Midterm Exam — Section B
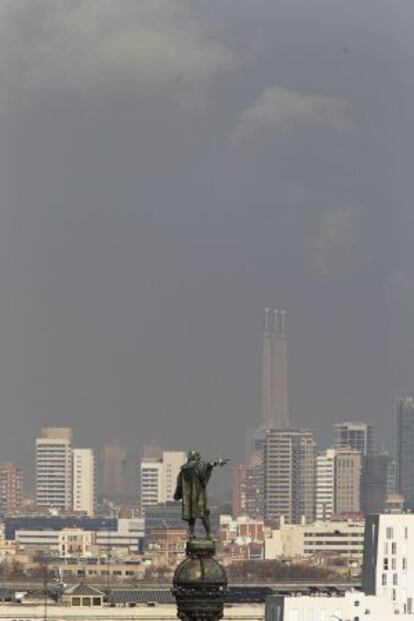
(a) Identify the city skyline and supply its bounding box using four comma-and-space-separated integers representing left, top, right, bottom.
3, 308, 405, 490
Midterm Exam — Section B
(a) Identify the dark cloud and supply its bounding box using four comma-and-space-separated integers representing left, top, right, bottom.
1, 0, 413, 486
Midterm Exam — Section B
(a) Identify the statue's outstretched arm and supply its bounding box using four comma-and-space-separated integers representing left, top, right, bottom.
210, 458, 230, 468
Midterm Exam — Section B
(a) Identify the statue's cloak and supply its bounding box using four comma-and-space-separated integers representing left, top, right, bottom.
174, 460, 212, 521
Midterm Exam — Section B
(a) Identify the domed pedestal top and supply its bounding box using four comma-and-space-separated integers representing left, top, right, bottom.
173, 538, 227, 621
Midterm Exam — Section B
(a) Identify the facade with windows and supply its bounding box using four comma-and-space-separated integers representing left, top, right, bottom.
72, 448, 95, 516
362, 513, 414, 615
139, 450, 186, 514
36, 428, 73, 510
316, 449, 336, 520
396, 398, 414, 509
265, 591, 413, 621
334, 421, 376, 455
264, 519, 364, 560
263, 428, 316, 524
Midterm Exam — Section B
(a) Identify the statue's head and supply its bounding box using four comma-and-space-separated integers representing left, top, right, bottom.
187, 448, 201, 462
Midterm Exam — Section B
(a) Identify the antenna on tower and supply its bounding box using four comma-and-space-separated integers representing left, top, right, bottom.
280, 310, 286, 335
273, 309, 279, 334
264, 308, 270, 332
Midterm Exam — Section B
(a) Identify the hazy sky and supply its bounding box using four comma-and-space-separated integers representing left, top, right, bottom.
1, 0, 414, 481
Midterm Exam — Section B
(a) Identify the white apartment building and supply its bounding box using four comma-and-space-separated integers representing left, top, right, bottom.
265, 519, 365, 560
36, 428, 73, 510
265, 591, 413, 621
362, 513, 414, 614
15, 528, 95, 556
15, 519, 145, 555
95, 518, 144, 553
72, 448, 95, 517
316, 449, 336, 520
139, 451, 186, 514
162, 451, 186, 502
140, 461, 162, 512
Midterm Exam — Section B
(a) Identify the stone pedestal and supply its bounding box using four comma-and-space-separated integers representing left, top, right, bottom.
173, 538, 227, 621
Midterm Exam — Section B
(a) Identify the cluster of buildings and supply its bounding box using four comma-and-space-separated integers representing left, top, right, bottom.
267, 513, 414, 620
0, 512, 410, 620
220, 514, 365, 573
36, 427, 95, 516
232, 310, 414, 527
0, 310, 412, 595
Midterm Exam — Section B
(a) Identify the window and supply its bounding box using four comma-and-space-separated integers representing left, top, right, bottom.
382, 573, 387, 586
92, 597, 101, 606
393, 573, 398, 585
391, 542, 397, 555
402, 557, 407, 570
386, 527, 394, 540
383, 558, 389, 570
391, 558, 396, 570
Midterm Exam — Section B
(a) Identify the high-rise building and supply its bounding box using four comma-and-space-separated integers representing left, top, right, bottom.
232, 452, 264, 519
0, 464, 23, 515
362, 513, 414, 614
72, 449, 95, 516
103, 441, 127, 502
334, 421, 376, 455
261, 308, 289, 430
386, 458, 397, 494
139, 460, 162, 513
334, 448, 362, 516
162, 451, 187, 503
263, 428, 316, 524
360, 453, 389, 515
139, 450, 186, 514
316, 449, 336, 520
232, 465, 244, 517
396, 397, 414, 509
36, 427, 73, 510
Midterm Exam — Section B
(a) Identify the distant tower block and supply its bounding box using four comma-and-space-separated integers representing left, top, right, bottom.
260, 308, 289, 429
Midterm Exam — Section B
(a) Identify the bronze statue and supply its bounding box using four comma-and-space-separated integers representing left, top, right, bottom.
174, 449, 229, 539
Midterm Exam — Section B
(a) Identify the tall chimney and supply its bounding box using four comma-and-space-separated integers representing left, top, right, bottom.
264, 307, 271, 332
280, 310, 286, 335
273, 309, 279, 334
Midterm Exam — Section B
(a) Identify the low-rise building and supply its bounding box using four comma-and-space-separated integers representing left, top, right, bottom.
10, 517, 144, 555
0, 604, 263, 620
62, 584, 104, 607
15, 528, 96, 556
264, 519, 365, 563
265, 591, 412, 621
220, 515, 265, 545
220, 542, 264, 564
146, 527, 187, 567
95, 518, 144, 553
